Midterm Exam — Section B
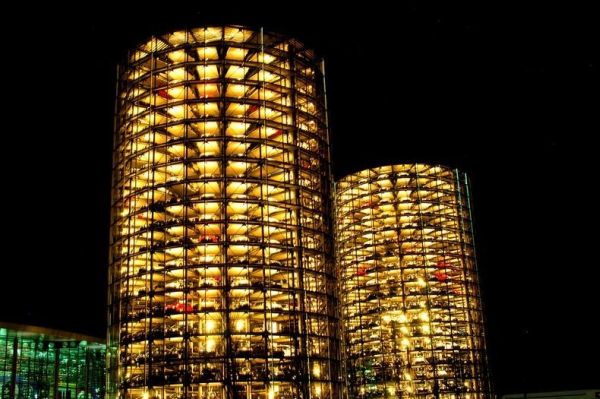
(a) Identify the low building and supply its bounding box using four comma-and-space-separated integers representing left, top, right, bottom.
0, 322, 105, 399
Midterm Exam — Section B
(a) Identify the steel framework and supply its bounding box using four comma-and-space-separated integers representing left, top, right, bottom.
0, 323, 105, 399
336, 164, 490, 399
108, 26, 341, 399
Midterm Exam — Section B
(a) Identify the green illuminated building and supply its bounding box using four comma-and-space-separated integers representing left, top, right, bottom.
0, 323, 106, 399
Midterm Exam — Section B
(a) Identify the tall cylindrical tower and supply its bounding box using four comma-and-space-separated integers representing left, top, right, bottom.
108, 26, 340, 399
336, 164, 490, 399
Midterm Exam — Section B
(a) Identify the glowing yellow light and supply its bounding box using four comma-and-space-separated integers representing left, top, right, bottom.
227, 84, 246, 98
168, 67, 187, 81
206, 338, 215, 352
313, 363, 321, 378
257, 53, 275, 64
337, 164, 490, 399
114, 25, 343, 399
235, 319, 245, 332
197, 47, 218, 60
205, 320, 215, 333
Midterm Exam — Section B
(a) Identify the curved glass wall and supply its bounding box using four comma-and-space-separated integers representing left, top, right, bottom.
108, 26, 340, 399
0, 323, 105, 399
336, 164, 490, 399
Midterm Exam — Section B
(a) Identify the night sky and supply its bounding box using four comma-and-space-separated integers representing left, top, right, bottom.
3, 1, 597, 394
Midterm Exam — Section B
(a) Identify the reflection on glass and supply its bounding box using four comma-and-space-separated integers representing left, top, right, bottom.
0, 324, 105, 399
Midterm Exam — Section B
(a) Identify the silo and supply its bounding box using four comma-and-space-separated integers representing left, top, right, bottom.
108, 26, 340, 399
336, 164, 490, 399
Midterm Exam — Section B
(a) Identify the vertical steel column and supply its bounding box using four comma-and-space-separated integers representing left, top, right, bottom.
9, 336, 18, 399
53, 343, 61, 399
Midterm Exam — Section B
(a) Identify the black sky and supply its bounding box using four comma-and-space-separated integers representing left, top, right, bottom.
2, 1, 597, 395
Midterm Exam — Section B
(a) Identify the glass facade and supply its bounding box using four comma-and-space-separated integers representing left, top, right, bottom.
336, 164, 490, 399
0, 323, 105, 399
108, 26, 340, 399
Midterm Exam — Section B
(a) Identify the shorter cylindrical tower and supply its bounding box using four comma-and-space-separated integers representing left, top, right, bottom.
336, 164, 490, 398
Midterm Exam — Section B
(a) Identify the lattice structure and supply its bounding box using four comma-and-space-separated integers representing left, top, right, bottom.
0, 323, 105, 399
336, 164, 490, 399
108, 26, 340, 399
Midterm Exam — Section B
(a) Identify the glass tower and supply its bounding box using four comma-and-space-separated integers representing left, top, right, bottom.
336, 164, 490, 399
108, 26, 340, 399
